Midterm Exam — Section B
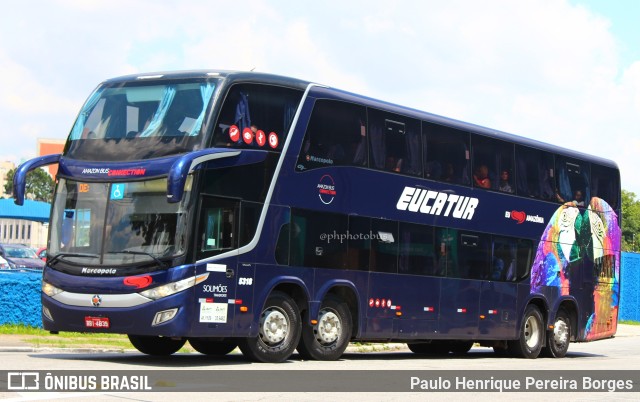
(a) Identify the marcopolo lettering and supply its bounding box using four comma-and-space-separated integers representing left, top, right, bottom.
396, 186, 479, 220
81, 267, 117, 275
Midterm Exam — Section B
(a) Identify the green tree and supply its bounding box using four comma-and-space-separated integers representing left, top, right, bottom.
3, 167, 55, 203
621, 189, 640, 252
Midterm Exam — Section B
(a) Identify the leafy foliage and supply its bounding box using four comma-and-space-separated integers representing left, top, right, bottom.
621, 189, 640, 252
3, 167, 54, 203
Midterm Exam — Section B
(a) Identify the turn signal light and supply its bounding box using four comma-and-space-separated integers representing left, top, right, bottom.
240, 306, 248, 312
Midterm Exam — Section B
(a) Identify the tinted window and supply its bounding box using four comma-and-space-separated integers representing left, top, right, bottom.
591, 164, 620, 210
458, 233, 490, 279
275, 222, 290, 265
399, 222, 437, 276
491, 237, 518, 281
472, 136, 514, 192
347, 216, 370, 270
368, 108, 421, 175
290, 209, 347, 269
436, 227, 458, 277
65, 79, 218, 161
296, 100, 367, 170
239, 201, 262, 246
515, 239, 533, 280
370, 218, 398, 273
515, 146, 555, 200
555, 156, 589, 206
212, 83, 303, 151
200, 154, 279, 202
424, 122, 470, 185
197, 196, 239, 259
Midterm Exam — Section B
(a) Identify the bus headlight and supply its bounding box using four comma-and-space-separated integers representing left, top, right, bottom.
42, 281, 64, 297
139, 273, 209, 300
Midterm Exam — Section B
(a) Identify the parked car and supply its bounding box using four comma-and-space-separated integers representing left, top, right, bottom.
0, 244, 45, 270
36, 247, 47, 262
0, 255, 10, 269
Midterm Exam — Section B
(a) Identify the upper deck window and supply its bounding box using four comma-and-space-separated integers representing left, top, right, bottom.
515, 146, 555, 201
368, 108, 421, 176
472, 136, 514, 193
65, 79, 218, 161
296, 99, 367, 171
591, 164, 620, 210
423, 122, 470, 185
212, 84, 304, 152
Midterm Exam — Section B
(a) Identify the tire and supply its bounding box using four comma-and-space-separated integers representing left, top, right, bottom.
543, 309, 571, 358
408, 341, 449, 355
238, 291, 302, 363
128, 335, 186, 356
449, 341, 473, 355
297, 296, 352, 361
508, 304, 544, 359
189, 338, 237, 356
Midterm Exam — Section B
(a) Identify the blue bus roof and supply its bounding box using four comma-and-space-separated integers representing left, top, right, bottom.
101, 70, 618, 170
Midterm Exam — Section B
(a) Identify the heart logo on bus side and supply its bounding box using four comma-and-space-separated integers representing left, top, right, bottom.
510, 210, 526, 224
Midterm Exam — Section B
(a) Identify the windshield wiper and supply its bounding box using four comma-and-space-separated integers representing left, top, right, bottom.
107, 250, 167, 269
48, 252, 99, 266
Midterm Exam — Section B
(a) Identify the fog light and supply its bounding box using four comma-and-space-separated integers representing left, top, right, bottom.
152, 308, 178, 326
42, 306, 54, 322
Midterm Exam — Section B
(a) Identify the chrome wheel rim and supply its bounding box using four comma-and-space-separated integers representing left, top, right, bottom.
260, 307, 289, 345
316, 309, 341, 344
553, 319, 569, 348
524, 315, 541, 349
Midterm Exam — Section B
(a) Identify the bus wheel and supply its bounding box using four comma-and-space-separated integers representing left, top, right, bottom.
449, 341, 474, 355
543, 309, 571, 358
239, 291, 301, 363
508, 304, 544, 359
297, 296, 352, 361
189, 339, 237, 356
408, 341, 449, 355
128, 335, 186, 356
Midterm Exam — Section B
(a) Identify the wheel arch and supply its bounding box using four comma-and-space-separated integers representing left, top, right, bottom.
315, 280, 361, 339
251, 276, 310, 337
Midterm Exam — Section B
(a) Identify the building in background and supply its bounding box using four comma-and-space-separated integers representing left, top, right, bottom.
0, 161, 16, 199
0, 198, 50, 248
37, 138, 65, 178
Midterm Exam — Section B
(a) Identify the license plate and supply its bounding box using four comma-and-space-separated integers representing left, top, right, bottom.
84, 316, 110, 328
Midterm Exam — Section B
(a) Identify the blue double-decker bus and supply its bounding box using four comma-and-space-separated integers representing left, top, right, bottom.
14, 71, 621, 362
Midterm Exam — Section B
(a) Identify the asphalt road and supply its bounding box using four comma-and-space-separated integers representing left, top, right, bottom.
1, 324, 639, 401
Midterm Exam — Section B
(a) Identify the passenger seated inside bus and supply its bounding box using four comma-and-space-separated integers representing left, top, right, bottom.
473, 164, 491, 188
556, 189, 585, 206
498, 170, 513, 193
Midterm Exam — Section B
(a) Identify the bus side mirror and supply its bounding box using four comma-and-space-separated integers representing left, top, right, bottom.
14, 154, 62, 206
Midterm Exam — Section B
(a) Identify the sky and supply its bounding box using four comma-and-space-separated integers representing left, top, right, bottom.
0, 0, 639, 194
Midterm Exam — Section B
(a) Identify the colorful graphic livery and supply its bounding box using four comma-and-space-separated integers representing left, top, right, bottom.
530, 197, 620, 341
14, 71, 620, 362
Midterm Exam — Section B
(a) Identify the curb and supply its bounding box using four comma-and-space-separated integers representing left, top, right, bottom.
0, 343, 410, 354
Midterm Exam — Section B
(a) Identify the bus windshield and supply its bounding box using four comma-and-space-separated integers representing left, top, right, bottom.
64, 79, 219, 161
49, 177, 193, 270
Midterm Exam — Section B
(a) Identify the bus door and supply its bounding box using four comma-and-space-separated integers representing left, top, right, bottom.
393, 222, 440, 338
479, 238, 532, 338
192, 195, 239, 336
437, 230, 482, 337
